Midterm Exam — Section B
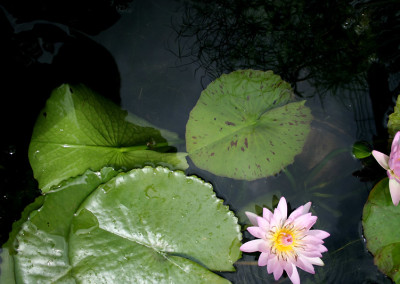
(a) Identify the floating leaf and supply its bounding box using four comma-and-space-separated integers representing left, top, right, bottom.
352, 141, 372, 159
28, 84, 188, 192
0, 248, 16, 284
362, 178, 400, 282
9, 168, 119, 283
6, 167, 241, 283
186, 70, 312, 180
388, 94, 400, 138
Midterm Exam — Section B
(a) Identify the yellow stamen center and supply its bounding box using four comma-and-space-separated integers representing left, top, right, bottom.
272, 228, 295, 253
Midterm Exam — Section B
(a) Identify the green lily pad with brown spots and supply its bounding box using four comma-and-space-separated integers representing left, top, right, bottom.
186, 70, 313, 180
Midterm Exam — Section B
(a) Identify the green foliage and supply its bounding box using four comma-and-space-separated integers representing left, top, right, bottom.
388, 94, 400, 138
363, 178, 400, 283
28, 84, 188, 192
4, 167, 240, 283
186, 70, 312, 180
352, 141, 372, 159
0, 248, 16, 284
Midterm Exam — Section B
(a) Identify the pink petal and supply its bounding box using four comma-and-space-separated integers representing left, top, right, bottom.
392, 131, 400, 151
305, 256, 324, 266
287, 264, 300, 284
296, 255, 315, 274
287, 206, 304, 222
247, 226, 265, 239
267, 256, 279, 274
293, 213, 317, 230
284, 261, 293, 276
307, 229, 330, 240
257, 216, 270, 231
273, 264, 284, 281
245, 211, 259, 226
276, 197, 288, 220
288, 202, 312, 222
303, 235, 325, 245
263, 207, 273, 222
372, 150, 390, 170
301, 249, 323, 258
302, 201, 312, 214
240, 239, 264, 252
389, 178, 400, 206
258, 252, 270, 266
317, 244, 328, 253
258, 240, 270, 253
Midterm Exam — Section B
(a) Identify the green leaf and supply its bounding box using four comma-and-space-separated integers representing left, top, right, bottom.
2, 195, 44, 253
186, 70, 312, 180
69, 167, 240, 282
28, 84, 188, 192
10, 168, 119, 283
362, 178, 400, 282
0, 248, 16, 284
9, 167, 241, 283
388, 94, 400, 138
352, 141, 371, 159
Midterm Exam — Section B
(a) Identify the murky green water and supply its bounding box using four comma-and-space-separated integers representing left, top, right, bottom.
1, 0, 399, 283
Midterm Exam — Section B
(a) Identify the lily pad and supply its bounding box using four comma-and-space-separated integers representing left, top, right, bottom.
9, 168, 119, 283
186, 70, 312, 180
352, 141, 372, 159
388, 94, 400, 138
6, 167, 241, 283
362, 178, 400, 282
0, 248, 16, 284
28, 84, 188, 192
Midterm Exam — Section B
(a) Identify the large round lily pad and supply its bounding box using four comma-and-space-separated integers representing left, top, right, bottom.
186, 70, 312, 180
363, 178, 400, 283
6, 167, 241, 283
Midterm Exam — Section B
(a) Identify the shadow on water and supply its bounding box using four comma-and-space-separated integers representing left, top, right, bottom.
0, 1, 128, 244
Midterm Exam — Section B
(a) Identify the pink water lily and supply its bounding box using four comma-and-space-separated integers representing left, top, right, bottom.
372, 131, 400, 206
240, 197, 329, 284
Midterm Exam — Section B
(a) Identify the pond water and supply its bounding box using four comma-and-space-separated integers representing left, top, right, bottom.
1, 0, 399, 283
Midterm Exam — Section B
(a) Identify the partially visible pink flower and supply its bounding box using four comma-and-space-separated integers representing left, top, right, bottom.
240, 197, 329, 284
372, 131, 400, 206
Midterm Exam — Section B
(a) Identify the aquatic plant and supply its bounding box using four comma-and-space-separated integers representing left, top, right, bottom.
1, 167, 241, 283
240, 197, 329, 284
372, 131, 400, 205
28, 84, 188, 192
186, 70, 312, 180
363, 178, 400, 282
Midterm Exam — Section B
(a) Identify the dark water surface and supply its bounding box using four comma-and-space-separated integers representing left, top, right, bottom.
1, 0, 400, 283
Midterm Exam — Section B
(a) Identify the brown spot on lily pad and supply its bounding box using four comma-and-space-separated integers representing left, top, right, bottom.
225, 121, 235, 126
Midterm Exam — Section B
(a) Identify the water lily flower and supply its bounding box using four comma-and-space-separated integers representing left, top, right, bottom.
240, 197, 329, 284
372, 131, 400, 206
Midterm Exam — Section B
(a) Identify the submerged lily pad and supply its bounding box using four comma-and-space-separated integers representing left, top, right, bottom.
29, 84, 188, 192
186, 70, 312, 180
362, 178, 400, 282
6, 167, 241, 283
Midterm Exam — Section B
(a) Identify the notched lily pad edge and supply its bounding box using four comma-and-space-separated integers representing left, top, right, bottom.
2, 167, 120, 253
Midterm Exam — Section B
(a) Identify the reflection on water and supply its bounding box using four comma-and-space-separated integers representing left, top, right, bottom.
1, 0, 400, 283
